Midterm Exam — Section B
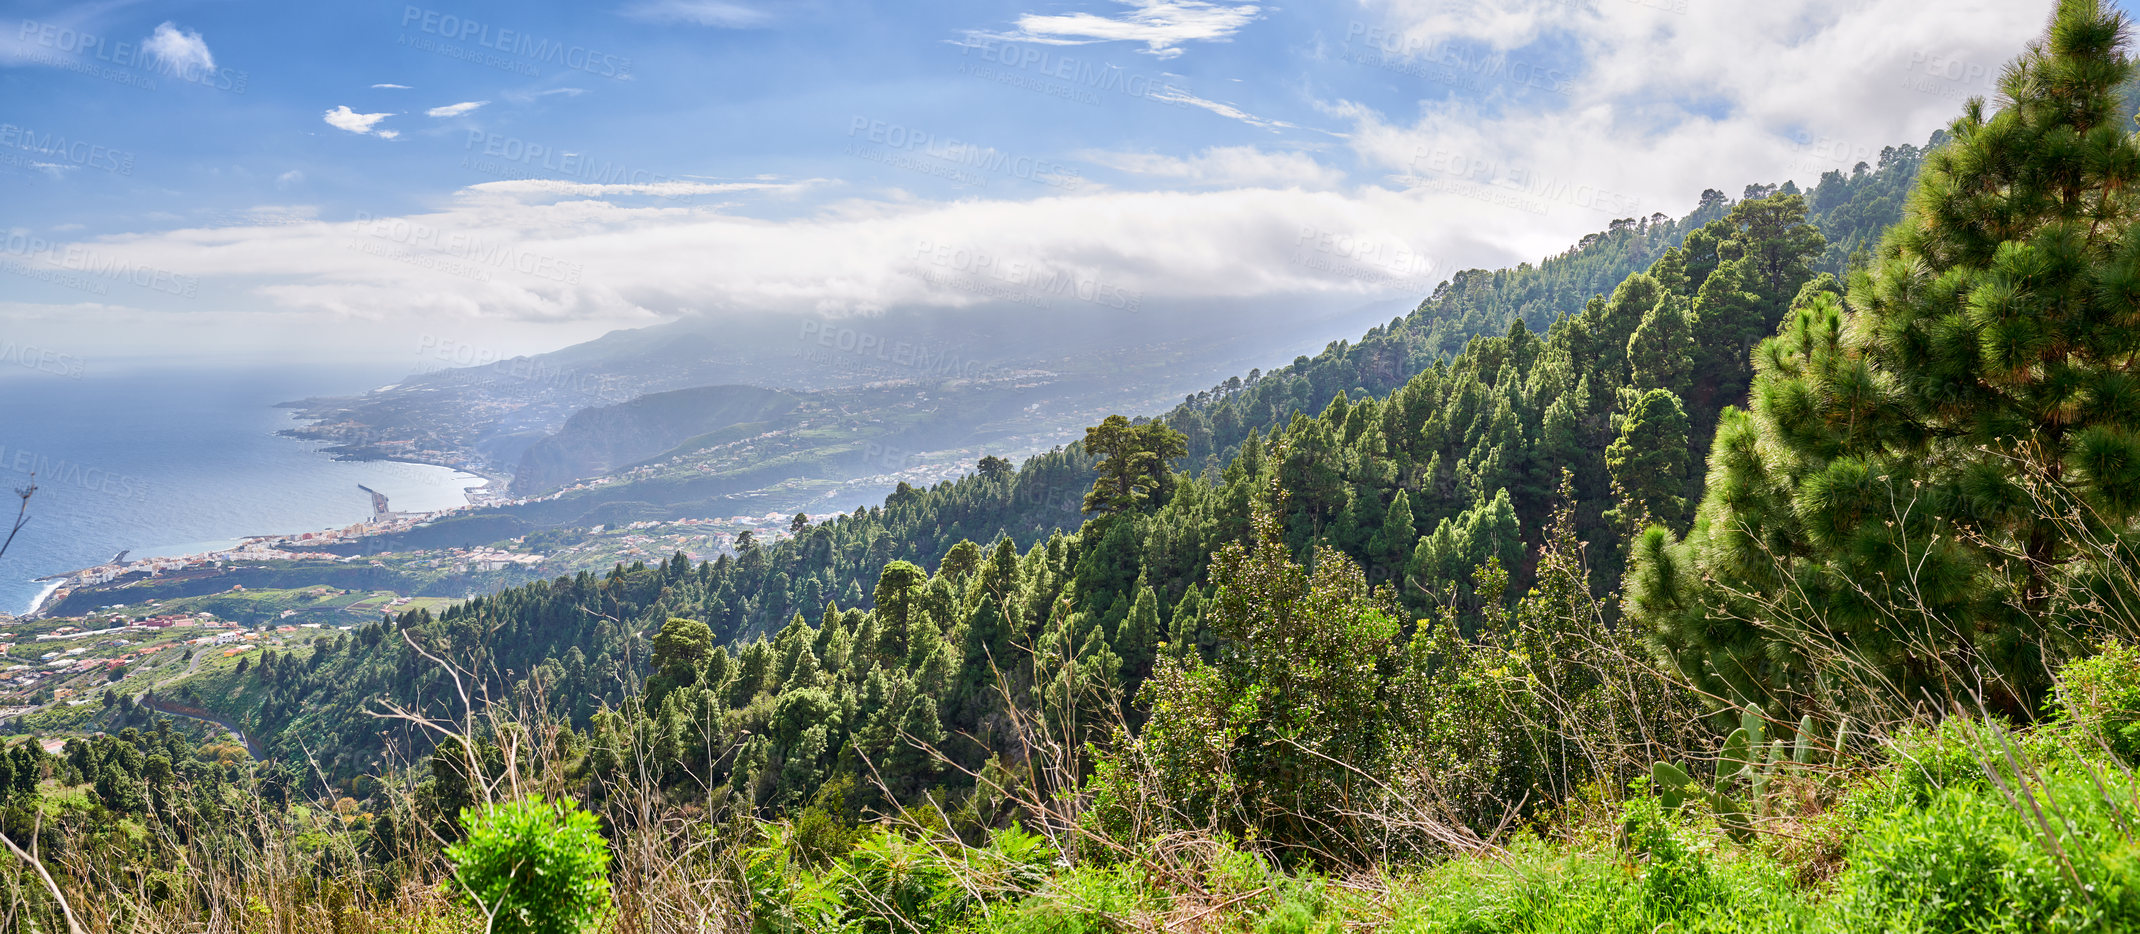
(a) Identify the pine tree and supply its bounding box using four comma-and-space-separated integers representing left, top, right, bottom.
870, 561, 928, 664
1648, 245, 1692, 294
1687, 195, 1827, 414
1604, 389, 1691, 539
1592, 273, 1666, 378
884, 695, 944, 799
1082, 415, 1189, 515
1121, 579, 1162, 684
1369, 491, 1417, 581
1628, 0, 2140, 714
1627, 294, 1695, 397
1727, 193, 1826, 308
1407, 489, 1521, 619
1168, 587, 1207, 661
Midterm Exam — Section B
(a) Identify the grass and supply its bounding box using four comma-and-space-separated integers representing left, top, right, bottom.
14, 643, 2140, 934
737, 704, 2140, 934
958, 755, 2140, 934
11, 710, 2139, 933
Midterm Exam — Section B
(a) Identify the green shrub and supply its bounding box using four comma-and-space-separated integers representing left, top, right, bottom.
989, 864, 1145, 934
1830, 767, 2140, 932
446, 795, 612, 934
1870, 717, 2051, 811
747, 821, 1058, 934
1373, 834, 1805, 934
840, 829, 957, 934
1255, 895, 1321, 934
1620, 794, 1721, 915
741, 824, 843, 934
1254, 875, 1331, 934
2053, 641, 2140, 766
790, 776, 861, 866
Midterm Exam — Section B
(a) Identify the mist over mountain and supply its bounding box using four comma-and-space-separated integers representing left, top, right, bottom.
284, 295, 1408, 478
511, 385, 802, 495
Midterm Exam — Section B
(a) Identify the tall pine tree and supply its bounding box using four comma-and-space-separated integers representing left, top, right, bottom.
1628, 0, 2140, 715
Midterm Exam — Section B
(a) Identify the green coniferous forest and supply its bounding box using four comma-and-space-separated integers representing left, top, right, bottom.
11, 4, 2140, 931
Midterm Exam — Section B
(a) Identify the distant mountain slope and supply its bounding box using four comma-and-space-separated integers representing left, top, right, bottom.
283, 299, 1397, 478
511, 385, 802, 495
1158, 134, 1935, 469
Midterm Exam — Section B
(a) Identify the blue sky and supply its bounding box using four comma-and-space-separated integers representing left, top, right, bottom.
0, 0, 2086, 364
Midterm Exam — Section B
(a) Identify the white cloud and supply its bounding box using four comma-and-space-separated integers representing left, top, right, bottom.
975, 0, 1262, 59
371, 83, 413, 89
620, 0, 771, 27
463, 178, 814, 200
426, 100, 490, 117
323, 106, 399, 137
1331, 0, 2049, 259
1082, 146, 1345, 188
276, 170, 305, 189
1357, 0, 1573, 53
13, 0, 2060, 363
503, 86, 591, 105
22, 177, 1462, 334
143, 22, 215, 73
1150, 87, 1298, 130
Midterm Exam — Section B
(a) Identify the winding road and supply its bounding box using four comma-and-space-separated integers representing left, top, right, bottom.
138, 695, 263, 760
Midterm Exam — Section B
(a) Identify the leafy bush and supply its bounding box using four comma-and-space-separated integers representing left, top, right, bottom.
1369, 834, 1804, 934
1867, 716, 2053, 812
2053, 641, 2140, 765
1619, 794, 1722, 915
1253, 874, 1332, 934
790, 776, 862, 866
446, 795, 613, 934
840, 830, 957, 934
1828, 767, 2140, 932
745, 822, 1058, 934
984, 863, 1153, 934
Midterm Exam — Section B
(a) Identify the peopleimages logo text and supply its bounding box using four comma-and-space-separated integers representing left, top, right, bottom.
400, 7, 631, 78
15, 19, 250, 92
1, 231, 199, 298
0, 124, 134, 175
0, 446, 148, 500
0, 340, 86, 378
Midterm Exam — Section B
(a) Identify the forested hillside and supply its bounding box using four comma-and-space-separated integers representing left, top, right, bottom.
13, 6, 2140, 932
202, 151, 1927, 790
196, 155, 1877, 823
1161, 140, 1931, 471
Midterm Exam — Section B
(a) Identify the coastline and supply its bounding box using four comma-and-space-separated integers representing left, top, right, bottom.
21, 579, 62, 617
0, 369, 503, 618
285, 432, 509, 506
19, 465, 494, 620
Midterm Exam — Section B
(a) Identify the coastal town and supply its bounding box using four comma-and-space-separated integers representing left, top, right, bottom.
22, 499, 905, 623
24, 501, 453, 617
0, 604, 337, 712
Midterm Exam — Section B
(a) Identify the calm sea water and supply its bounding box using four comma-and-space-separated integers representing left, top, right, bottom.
0, 364, 480, 615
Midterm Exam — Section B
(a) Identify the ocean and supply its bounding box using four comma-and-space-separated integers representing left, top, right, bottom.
0, 364, 480, 615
